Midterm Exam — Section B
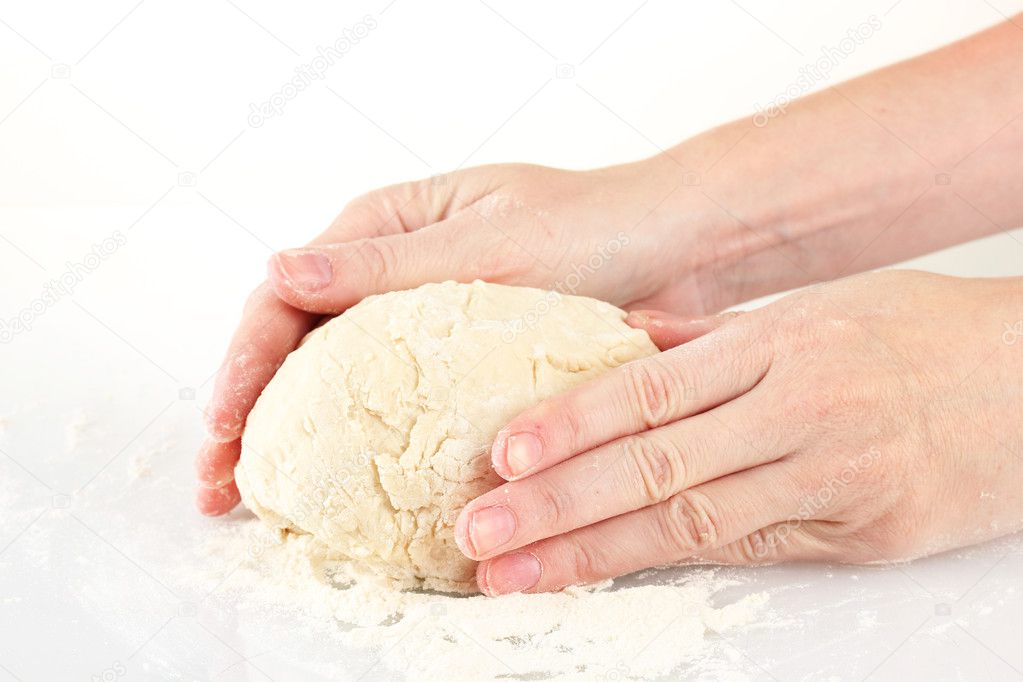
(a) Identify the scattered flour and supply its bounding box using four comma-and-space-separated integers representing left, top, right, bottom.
128, 452, 153, 479
127, 439, 171, 479
185, 518, 771, 681
64, 408, 93, 453
857, 609, 877, 629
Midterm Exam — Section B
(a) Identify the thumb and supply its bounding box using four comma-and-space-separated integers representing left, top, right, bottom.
267, 168, 503, 312
266, 213, 512, 314
625, 309, 743, 350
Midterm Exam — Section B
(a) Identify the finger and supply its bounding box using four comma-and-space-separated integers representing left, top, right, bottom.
327, 173, 484, 238
695, 521, 831, 564
456, 395, 783, 560
203, 182, 441, 443
198, 179, 468, 515
475, 463, 801, 595
266, 228, 443, 313
196, 480, 241, 516
203, 283, 318, 442
626, 309, 743, 351
266, 171, 502, 313
491, 319, 772, 480
195, 438, 240, 489
198, 181, 457, 515
328, 179, 442, 236
267, 211, 522, 314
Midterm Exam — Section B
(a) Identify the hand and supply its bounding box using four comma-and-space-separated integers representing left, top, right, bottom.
455, 270, 1023, 595
195, 159, 729, 514
197, 13, 1023, 517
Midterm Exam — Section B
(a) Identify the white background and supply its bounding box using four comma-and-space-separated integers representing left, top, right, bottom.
3, 1, 1023, 680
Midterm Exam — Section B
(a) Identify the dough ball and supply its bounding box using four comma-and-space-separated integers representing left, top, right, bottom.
235, 280, 657, 592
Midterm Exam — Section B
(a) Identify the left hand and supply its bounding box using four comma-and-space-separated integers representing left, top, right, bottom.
454, 270, 1023, 596
195, 160, 732, 515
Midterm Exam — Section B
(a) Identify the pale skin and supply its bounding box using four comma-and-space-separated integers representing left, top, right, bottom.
197, 16, 1023, 596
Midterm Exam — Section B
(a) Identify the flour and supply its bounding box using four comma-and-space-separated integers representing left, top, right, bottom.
128, 452, 153, 479
128, 438, 171, 479
65, 408, 92, 453
187, 518, 770, 681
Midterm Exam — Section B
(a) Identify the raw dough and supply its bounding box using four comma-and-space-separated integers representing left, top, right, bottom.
235, 280, 657, 592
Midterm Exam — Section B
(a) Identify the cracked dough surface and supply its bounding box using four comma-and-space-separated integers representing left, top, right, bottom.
235, 280, 657, 593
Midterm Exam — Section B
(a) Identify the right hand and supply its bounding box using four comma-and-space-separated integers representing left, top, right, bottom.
195, 159, 728, 515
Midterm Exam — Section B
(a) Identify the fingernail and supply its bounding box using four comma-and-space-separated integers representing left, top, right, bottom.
196, 482, 241, 516
504, 432, 542, 478
195, 439, 234, 489
482, 553, 542, 596
469, 506, 516, 555
625, 311, 650, 325
272, 250, 332, 292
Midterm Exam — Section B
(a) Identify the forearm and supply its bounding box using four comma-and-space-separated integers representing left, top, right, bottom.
662, 15, 1023, 310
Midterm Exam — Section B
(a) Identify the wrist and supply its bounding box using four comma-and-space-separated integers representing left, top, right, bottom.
593, 145, 763, 314
617, 130, 800, 312
648, 112, 932, 310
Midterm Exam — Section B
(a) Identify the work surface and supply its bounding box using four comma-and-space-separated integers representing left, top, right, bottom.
2, 206, 1022, 681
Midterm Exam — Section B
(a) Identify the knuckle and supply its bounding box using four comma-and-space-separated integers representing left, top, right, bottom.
455, 213, 531, 282
625, 358, 683, 428
342, 191, 377, 217
564, 540, 608, 585
242, 282, 274, 314
623, 435, 686, 504
734, 527, 779, 563
558, 404, 587, 451
658, 490, 722, 556
355, 239, 397, 285
771, 295, 828, 353
533, 398, 585, 455
331, 193, 383, 234
530, 477, 573, 530
384, 182, 424, 231
783, 289, 827, 321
